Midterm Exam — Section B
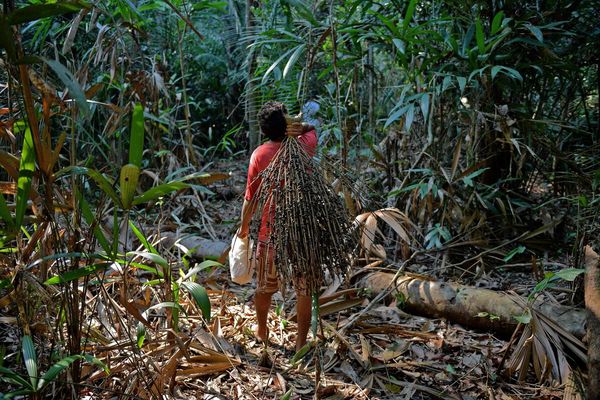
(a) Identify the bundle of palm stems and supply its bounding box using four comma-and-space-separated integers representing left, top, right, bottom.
249, 135, 358, 294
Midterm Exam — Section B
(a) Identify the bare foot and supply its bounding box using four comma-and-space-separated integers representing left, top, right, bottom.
254, 325, 268, 343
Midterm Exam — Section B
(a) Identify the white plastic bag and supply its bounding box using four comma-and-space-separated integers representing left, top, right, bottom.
229, 234, 254, 284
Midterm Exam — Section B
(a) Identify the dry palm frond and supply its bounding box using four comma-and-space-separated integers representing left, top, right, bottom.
249, 136, 358, 294
503, 297, 587, 385
354, 208, 416, 260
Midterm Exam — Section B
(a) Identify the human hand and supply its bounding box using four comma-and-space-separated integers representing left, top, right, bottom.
286, 121, 303, 137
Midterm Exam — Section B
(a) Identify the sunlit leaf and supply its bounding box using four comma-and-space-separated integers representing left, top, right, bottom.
15, 126, 35, 229
132, 181, 190, 205
21, 336, 38, 390
129, 103, 144, 168
181, 281, 211, 321
44, 263, 111, 285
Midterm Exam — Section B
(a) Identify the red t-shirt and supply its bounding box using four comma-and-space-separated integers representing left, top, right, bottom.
245, 130, 317, 240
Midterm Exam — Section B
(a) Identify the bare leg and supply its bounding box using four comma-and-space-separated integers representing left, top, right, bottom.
254, 291, 273, 342
295, 292, 312, 351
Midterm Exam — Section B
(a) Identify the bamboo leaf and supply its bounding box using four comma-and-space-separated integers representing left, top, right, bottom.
129, 103, 144, 167
127, 251, 168, 268
41, 57, 91, 118
8, 1, 89, 25
419, 93, 430, 122
283, 44, 305, 79
15, 126, 35, 229
491, 11, 504, 35
132, 181, 190, 205
22, 336, 38, 390
181, 281, 211, 321
129, 221, 158, 254
37, 355, 84, 390
78, 193, 111, 255
183, 260, 222, 280
475, 18, 485, 54
56, 166, 120, 206
525, 23, 543, 42
402, 0, 418, 30
44, 263, 111, 285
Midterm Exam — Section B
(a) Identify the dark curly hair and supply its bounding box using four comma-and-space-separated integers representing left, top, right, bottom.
258, 101, 288, 141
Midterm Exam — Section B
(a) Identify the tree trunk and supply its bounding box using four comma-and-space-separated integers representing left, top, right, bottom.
359, 271, 587, 338
584, 245, 600, 399
245, 0, 259, 153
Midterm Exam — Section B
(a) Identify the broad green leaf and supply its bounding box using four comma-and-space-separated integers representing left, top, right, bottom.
402, 0, 417, 30
8, 1, 89, 25
491, 11, 504, 35
475, 19, 485, 54
37, 355, 84, 390
280, 389, 293, 400
553, 268, 584, 282
283, 44, 305, 79
21, 336, 38, 390
392, 38, 406, 54
132, 181, 190, 205
44, 263, 111, 285
456, 76, 466, 92
15, 126, 35, 229
384, 104, 409, 129
181, 281, 211, 321
129, 103, 144, 168
127, 251, 168, 268
41, 57, 90, 118
291, 342, 312, 364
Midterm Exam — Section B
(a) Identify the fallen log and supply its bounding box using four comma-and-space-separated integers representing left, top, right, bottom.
359, 271, 587, 338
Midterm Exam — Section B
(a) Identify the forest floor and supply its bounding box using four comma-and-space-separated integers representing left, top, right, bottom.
169, 156, 577, 400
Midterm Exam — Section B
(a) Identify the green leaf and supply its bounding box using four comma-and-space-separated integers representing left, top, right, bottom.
44, 263, 111, 285
41, 57, 90, 118
261, 48, 295, 84
181, 281, 211, 321
491, 11, 504, 35
78, 194, 111, 255
456, 76, 466, 92
525, 23, 543, 42
183, 260, 222, 280
56, 166, 120, 206
553, 268, 584, 282
129, 103, 144, 168
8, 1, 89, 25
514, 310, 531, 324
132, 181, 190, 205
402, 0, 417, 30
129, 221, 158, 254
0, 193, 14, 229
136, 323, 146, 349
37, 355, 84, 390
392, 38, 406, 54
280, 389, 293, 400
419, 93, 430, 122
0, 366, 33, 389
15, 126, 35, 229
503, 245, 526, 262
21, 336, 38, 390
475, 18, 485, 54
127, 251, 168, 268
404, 104, 415, 132
283, 44, 305, 79
291, 342, 312, 364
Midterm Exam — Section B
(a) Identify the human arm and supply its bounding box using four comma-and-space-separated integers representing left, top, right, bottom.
238, 198, 256, 239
